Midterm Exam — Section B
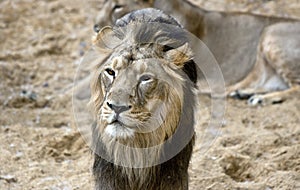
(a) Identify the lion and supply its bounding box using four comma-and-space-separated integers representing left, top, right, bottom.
89, 8, 197, 190
93, 0, 300, 106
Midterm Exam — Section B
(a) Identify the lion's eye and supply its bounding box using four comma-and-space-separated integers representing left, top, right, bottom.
139, 75, 153, 83
113, 4, 124, 10
105, 68, 115, 77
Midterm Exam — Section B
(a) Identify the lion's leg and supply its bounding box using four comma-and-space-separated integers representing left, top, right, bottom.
228, 87, 268, 100
227, 24, 290, 100
228, 71, 288, 100
248, 85, 300, 106
226, 56, 278, 99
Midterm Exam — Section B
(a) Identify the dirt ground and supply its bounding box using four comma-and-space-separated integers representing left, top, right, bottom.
0, 0, 299, 189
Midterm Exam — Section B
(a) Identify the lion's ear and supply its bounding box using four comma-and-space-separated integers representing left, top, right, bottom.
164, 43, 193, 67
92, 26, 122, 50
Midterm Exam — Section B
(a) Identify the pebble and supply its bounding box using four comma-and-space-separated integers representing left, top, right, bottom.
0, 175, 17, 183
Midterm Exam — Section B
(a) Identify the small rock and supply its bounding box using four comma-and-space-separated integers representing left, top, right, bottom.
0, 175, 17, 183
20, 90, 37, 101
43, 82, 49, 87
13, 151, 23, 161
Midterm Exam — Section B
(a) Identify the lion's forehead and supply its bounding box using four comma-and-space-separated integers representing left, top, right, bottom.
107, 44, 162, 68
107, 54, 164, 74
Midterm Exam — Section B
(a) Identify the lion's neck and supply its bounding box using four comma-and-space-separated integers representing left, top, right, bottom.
93, 135, 195, 190
101, 134, 162, 187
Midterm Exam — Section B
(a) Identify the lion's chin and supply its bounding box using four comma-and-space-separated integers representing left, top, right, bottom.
104, 122, 135, 138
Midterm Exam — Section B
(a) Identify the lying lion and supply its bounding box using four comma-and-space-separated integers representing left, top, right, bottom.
94, 0, 300, 106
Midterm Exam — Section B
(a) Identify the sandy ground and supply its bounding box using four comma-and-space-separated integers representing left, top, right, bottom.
0, 0, 299, 189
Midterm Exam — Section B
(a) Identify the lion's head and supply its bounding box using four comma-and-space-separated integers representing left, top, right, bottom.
94, 0, 154, 32
90, 8, 197, 187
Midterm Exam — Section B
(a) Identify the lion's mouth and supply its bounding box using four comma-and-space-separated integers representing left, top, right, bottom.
108, 116, 127, 127
105, 119, 135, 138
104, 113, 137, 138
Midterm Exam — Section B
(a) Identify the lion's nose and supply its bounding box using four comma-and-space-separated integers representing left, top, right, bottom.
106, 102, 132, 114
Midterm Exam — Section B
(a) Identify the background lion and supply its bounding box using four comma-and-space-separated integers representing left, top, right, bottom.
94, 0, 300, 106
90, 8, 197, 190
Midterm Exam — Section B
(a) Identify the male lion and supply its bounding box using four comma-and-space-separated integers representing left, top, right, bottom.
90, 8, 197, 190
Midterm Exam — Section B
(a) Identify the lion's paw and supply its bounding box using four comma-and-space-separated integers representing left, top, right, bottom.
247, 95, 263, 106
247, 94, 284, 106
229, 90, 254, 100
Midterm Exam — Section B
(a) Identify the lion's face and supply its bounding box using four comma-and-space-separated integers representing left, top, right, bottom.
90, 11, 196, 149
92, 49, 185, 140
94, 0, 154, 32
